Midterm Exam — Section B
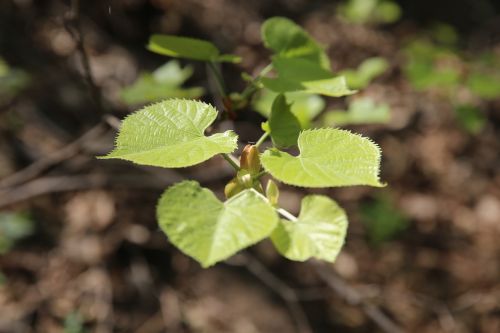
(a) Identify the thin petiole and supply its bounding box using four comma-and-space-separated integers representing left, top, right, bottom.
255, 132, 270, 148
208, 61, 227, 97
221, 153, 240, 171
277, 208, 298, 222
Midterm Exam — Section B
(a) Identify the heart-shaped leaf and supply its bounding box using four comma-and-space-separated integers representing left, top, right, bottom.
261, 128, 384, 187
271, 195, 348, 262
99, 99, 238, 168
157, 181, 279, 267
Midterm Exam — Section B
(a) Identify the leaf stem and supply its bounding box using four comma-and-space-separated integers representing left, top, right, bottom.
208, 61, 227, 97
255, 132, 270, 148
239, 63, 273, 101
277, 208, 298, 222
221, 153, 240, 171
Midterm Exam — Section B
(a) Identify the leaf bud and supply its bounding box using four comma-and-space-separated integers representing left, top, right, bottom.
240, 144, 261, 175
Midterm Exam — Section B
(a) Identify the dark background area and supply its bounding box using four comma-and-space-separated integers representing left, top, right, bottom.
0, 0, 499, 332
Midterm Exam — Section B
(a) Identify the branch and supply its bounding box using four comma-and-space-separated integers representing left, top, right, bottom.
227, 253, 313, 333
0, 122, 107, 189
0, 174, 172, 208
310, 260, 405, 333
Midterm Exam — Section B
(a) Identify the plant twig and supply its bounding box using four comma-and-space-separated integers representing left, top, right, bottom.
207, 61, 227, 97
227, 253, 312, 333
0, 174, 172, 208
0, 122, 107, 189
310, 260, 405, 333
64, 0, 103, 113
255, 132, 270, 148
221, 153, 240, 171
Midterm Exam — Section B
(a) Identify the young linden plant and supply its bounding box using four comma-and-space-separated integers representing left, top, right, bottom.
100, 17, 384, 268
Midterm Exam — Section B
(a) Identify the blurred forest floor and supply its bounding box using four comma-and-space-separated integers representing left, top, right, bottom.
0, 0, 499, 332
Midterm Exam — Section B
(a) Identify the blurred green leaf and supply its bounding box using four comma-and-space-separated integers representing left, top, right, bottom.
341, 57, 389, 89
0, 212, 34, 254
0, 271, 6, 286
148, 35, 241, 63
0, 57, 30, 104
64, 312, 86, 333
360, 194, 408, 245
261, 17, 330, 69
322, 97, 390, 126
271, 195, 348, 262
403, 39, 461, 90
466, 72, 500, 99
269, 94, 301, 148
454, 104, 486, 134
121, 60, 204, 105
253, 89, 325, 128
157, 181, 279, 267
339, 0, 401, 25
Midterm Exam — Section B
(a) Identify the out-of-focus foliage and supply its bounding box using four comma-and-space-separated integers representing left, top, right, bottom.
403, 24, 499, 134
340, 57, 389, 90
0, 58, 30, 105
252, 89, 325, 128
322, 96, 390, 126
403, 39, 462, 91
338, 0, 401, 25
63, 312, 86, 333
0, 212, 35, 254
454, 104, 486, 135
121, 60, 204, 105
360, 194, 409, 245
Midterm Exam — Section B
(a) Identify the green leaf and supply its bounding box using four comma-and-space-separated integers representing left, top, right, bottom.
121, 61, 205, 105
261, 128, 384, 187
261, 17, 330, 69
322, 97, 390, 126
269, 94, 301, 148
341, 57, 389, 89
271, 195, 348, 262
253, 89, 325, 128
148, 35, 241, 63
360, 193, 408, 245
262, 58, 355, 97
157, 181, 279, 267
152, 60, 194, 86
121, 75, 204, 105
99, 99, 238, 168
454, 104, 486, 134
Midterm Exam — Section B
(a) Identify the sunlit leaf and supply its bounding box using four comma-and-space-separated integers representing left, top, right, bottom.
148, 35, 241, 63
272, 195, 348, 262
269, 94, 301, 148
157, 181, 279, 267
99, 99, 238, 167
261, 128, 384, 187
